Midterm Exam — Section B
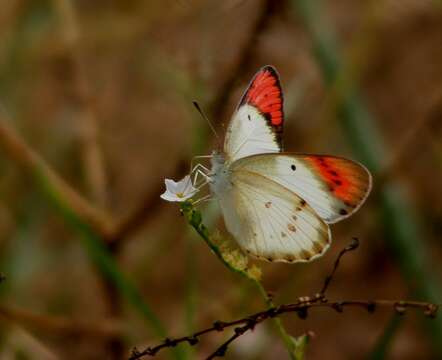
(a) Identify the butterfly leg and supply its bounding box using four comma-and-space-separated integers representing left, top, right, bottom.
192, 194, 213, 206
191, 162, 210, 175
190, 155, 213, 174
193, 168, 212, 189
191, 163, 211, 187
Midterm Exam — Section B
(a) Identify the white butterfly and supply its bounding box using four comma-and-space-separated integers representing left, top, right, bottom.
186, 66, 371, 263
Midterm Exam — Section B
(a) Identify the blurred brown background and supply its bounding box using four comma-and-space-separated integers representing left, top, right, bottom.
0, 0, 441, 359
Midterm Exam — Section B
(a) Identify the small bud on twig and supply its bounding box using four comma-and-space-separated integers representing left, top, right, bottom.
234, 326, 246, 335
347, 237, 359, 250
213, 320, 225, 331
267, 307, 278, 318
214, 345, 227, 357
394, 302, 406, 315
130, 348, 140, 357
164, 338, 177, 347
296, 306, 308, 319
188, 336, 199, 346
332, 302, 344, 313
366, 301, 376, 313
425, 304, 438, 318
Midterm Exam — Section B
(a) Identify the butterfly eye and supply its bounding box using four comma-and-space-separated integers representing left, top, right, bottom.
291, 164, 296, 171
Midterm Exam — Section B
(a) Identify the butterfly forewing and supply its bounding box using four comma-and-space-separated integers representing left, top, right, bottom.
218, 169, 331, 263
231, 154, 372, 224
224, 66, 284, 163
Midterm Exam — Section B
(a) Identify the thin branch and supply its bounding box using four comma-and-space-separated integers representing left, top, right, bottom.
319, 237, 359, 297
0, 304, 122, 338
206, 323, 250, 360
129, 238, 439, 360
129, 299, 438, 360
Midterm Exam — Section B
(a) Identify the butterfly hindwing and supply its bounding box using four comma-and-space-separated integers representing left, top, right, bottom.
224, 66, 284, 163
232, 153, 372, 224
217, 169, 331, 263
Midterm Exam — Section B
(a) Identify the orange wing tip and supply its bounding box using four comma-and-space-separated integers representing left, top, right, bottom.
306, 156, 371, 207
242, 66, 284, 127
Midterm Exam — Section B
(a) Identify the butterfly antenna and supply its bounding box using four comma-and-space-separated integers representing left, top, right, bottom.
192, 101, 220, 142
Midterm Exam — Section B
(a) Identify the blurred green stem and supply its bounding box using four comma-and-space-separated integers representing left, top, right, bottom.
0, 116, 184, 359
181, 202, 298, 359
368, 315, 403, 360
35, 168, 184, 360
0, 115, 113, 236
254, 280, 300, 358
291, 0, 442, 355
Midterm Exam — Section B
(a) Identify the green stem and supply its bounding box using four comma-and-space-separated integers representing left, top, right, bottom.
254, 280, 298, 358
181, 202, 297, 359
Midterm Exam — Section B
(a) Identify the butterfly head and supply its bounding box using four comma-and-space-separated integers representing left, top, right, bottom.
209, 150, 233, 195
210, 150, 226, 172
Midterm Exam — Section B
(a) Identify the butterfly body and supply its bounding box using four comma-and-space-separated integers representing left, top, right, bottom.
204, 66, 371, 263
209, 151, 232, 199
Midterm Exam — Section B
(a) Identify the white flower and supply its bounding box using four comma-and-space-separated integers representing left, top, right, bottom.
160, 175, 198, 202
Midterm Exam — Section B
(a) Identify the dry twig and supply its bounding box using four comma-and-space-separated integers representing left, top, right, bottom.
53, 0, 108, 206
129, 238, 439, 360
0, 304, 122, 338
0, 112, 113, 237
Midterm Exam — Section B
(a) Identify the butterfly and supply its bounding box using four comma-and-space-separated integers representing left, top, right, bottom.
191, 66, 372, 263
